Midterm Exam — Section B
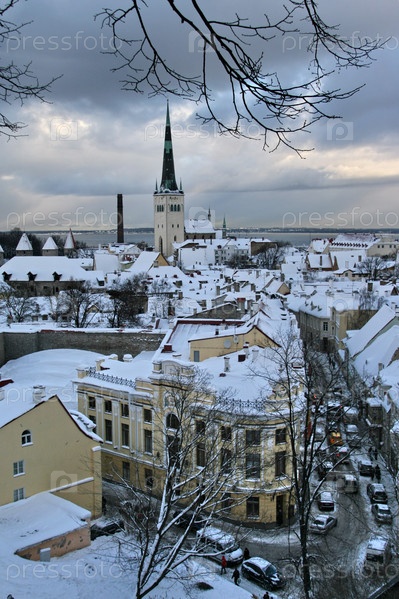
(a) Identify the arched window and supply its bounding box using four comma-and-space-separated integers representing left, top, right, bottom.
21, 430, 32, 445
166, 413, 180, 430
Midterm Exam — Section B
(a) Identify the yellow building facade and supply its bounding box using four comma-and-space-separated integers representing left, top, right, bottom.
76, 353, 300, 528
0, 394, 102, 518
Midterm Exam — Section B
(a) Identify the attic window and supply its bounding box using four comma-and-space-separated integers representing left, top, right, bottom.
53, 272, 61, 281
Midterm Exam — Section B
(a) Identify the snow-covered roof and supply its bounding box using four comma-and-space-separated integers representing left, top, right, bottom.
352, 324, 399, 379
330, 233, 378, 249
0, 256, 101, 283
307, 253, 333, 270
16, 232, 33, 251
308, 238, 330, 253
345, 304, 396, 358
185, 218, 216, 234
42, 236, 58, 251
64, 229, 76, 249
126, 251, 162, 274
93, 251, 119, 274
0, 492, 90, 554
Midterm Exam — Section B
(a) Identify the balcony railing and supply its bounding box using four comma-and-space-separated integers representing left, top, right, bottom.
87, 367, 135, 389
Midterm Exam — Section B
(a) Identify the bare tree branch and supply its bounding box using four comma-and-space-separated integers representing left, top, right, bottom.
97, 0, 384, 153
0, 0, 60, 138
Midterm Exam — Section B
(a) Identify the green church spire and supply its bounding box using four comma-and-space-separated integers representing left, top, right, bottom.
160, 101, 178, 192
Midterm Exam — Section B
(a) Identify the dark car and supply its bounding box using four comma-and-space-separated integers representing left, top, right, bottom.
309, 514, 338, 534
371, 503, 393, 524
173, 510, 208, 532
316, 491, 335, 511
90, 518, 124, 540
317, 459, 336, 481
241, 556, 285, 590
358, 459, 374, 476
367, 483, 388, 504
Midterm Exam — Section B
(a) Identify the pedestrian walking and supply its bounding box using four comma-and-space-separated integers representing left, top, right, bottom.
375, 464, 381, 482
232, 567, 240, 585
371, 466, 375, 481
221, 554, 227, 574
368, 446, 373, 459
263, 592, 271, 599
243, 547, 250, 561
374, 448, 378, 461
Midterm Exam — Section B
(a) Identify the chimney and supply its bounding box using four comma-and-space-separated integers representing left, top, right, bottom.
224, 356, 230, 372
117, 193, 124, 243
33, 385, 46, 403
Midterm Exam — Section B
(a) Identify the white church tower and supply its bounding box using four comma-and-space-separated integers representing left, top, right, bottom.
153, 102, 185, 258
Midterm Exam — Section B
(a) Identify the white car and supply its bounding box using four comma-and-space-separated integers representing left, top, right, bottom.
309, 514, 337, 534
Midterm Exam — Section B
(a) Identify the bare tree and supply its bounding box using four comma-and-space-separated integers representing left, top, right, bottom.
107, 273, 148, 327
110, 367, 247, 599
56, 280, 101, 327
0, 284, 37, 322
98, 1, 383, 152
357, 256, 390, 281
255, 241, 290, 269
248, 326, 363, 598
147, 277, 172, 318
0, 0, 59, 137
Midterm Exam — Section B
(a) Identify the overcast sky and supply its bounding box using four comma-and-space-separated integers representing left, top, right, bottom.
1, 0, 399, 233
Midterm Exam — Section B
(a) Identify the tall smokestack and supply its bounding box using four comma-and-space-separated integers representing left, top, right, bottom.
117, 193, 124, 243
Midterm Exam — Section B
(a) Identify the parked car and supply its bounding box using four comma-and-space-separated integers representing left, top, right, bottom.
358, 459, 374, 476
196, 526, 243, 566
317, 459, 336, 481
90, 518, 124, 540
338, 473, 359, 494
309, 514, 338, 534
332, 446, 350, 464
367, 483, 388, 504
371, 503, 393, 524
241, 556, 285, 590
364, 535, 392, 574
173, 509, 208, 532
347, 434, 362, 448
316, 491, 335, 511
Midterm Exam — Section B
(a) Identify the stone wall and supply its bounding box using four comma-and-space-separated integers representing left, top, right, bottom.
0, 329, 165, 365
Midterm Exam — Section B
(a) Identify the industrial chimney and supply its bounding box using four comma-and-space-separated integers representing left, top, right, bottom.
117, 193, 124, 243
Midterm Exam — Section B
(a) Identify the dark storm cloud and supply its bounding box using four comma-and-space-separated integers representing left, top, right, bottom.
0, 0, 399, 231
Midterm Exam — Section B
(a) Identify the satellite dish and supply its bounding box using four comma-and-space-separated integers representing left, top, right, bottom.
224, 340, 232, 349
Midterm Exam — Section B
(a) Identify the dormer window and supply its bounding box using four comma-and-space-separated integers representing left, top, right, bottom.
53, 272, 61, 281
27, 272, 37, 281
2, 272, 11, 282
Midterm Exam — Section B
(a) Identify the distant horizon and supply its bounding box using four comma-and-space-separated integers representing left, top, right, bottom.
21, 226, 399, 235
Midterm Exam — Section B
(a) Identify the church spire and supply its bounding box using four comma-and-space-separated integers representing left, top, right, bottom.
160, 101, 178, 192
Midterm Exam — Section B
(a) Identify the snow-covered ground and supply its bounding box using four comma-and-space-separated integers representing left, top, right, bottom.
0, 349, 280, 599
1, 348, 397, 599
